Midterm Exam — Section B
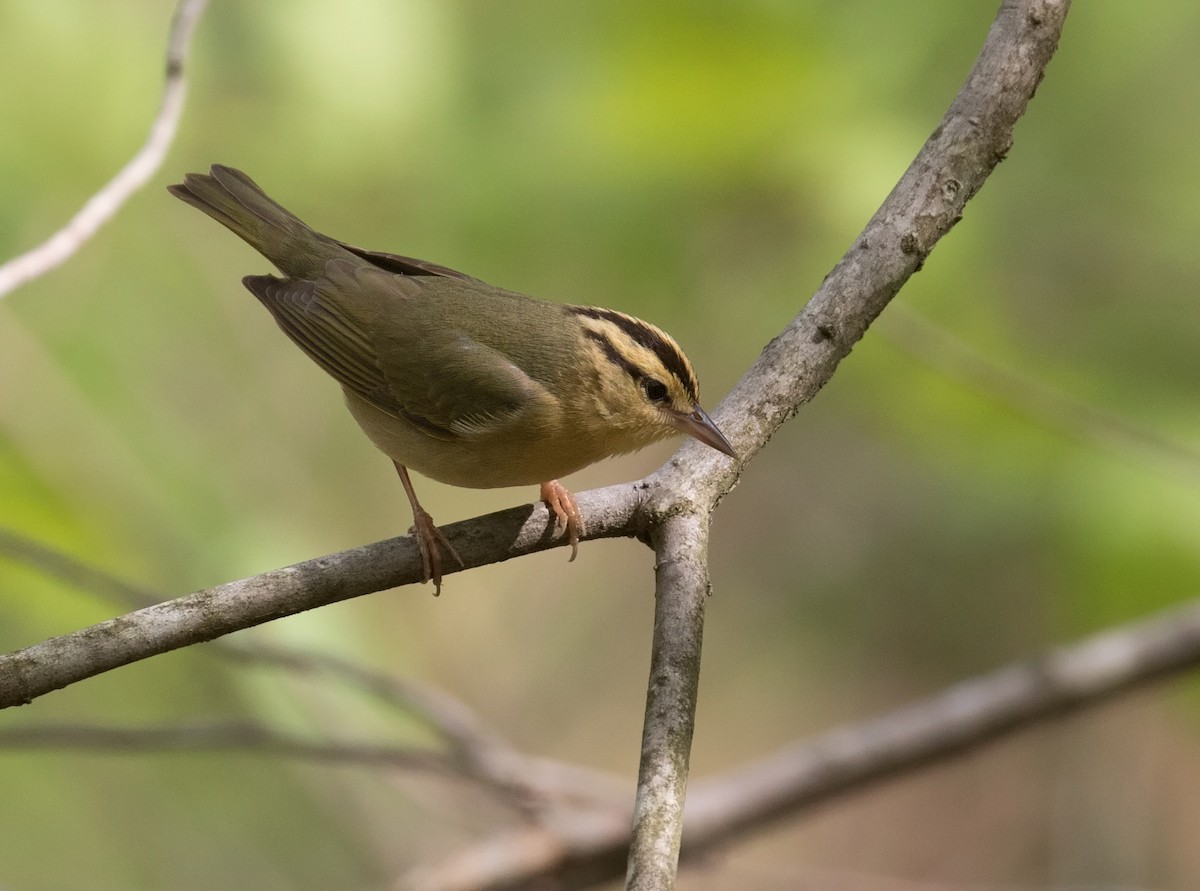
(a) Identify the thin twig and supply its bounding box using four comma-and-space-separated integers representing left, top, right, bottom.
0, 0, 209, 299
218, 642, 516, 757
217, 641, 629, 814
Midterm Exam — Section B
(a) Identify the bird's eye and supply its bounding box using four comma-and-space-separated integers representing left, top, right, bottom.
642, 377, 669, 403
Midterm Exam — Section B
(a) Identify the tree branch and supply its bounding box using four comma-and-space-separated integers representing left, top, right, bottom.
0, 712, 626, 817
625, 513, 711, 889
692, 0, 1073, 497
217, 641, 630, 815
683, 597, 1200, 850
0, 529, 627, 815
0, 485, 640, 709
619, 0, 1073, 886
402, 597, 1200, 891
0, 0, 209, 299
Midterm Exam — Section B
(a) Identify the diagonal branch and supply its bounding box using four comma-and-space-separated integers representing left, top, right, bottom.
0, 0, 210, 300
0, 484, 642, 709
216, 641, 629, 815
621, 0, 1074, 886
0, 528, 627, 814
683, 597, 1200, 851
667, 0, 1076, 510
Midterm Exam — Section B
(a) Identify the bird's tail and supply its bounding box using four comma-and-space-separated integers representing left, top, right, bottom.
168, 165, 349, 280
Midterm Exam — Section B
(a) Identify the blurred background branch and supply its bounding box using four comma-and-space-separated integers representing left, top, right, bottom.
11, 525, 1196, 891
0, 718, 447, 772
0, 528, 627, 816
404, 597, 1200, 890
0, 0, 208, 299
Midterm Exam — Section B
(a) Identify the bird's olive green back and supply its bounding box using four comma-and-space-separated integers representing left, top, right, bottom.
246, 260, 585, 438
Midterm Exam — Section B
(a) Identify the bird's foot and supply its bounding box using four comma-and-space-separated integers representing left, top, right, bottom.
540, 479, 583, 561
408, 505, 464, 596
394, 461, 463, 595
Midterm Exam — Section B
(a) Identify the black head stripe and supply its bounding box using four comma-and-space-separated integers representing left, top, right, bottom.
571, 307, 699, 401
584, 328, 641, 382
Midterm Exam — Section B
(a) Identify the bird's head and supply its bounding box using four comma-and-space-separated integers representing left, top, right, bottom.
568, 306, 737, 460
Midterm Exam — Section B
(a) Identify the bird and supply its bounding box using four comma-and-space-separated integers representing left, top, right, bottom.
168, 165, 737, 593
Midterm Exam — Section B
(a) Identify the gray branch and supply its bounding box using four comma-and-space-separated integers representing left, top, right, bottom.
0, 485, 640, 709
619, 0, 1074, 885
402, 598, 1200, 891
626, 513, 711, 889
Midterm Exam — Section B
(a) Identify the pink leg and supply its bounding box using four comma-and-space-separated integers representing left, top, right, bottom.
395, 462, 463, 595
539, 479, 584, 562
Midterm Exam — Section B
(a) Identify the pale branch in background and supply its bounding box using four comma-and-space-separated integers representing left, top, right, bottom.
4, 526, 1198, 891
0, 0, 209, 300
215, 641, 630, 815
0, 719, 445, 773
0, 715, 620, 819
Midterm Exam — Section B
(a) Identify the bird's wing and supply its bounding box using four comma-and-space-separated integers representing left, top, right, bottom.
243, 261, 548, 441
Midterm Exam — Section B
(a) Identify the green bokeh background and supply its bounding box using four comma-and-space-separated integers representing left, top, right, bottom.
3, 1, 1199, 888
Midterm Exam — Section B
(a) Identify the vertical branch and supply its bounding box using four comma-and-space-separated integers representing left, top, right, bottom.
626, 512, 711, 890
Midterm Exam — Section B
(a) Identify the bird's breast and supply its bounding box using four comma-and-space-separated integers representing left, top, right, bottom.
341, 387, 640, 489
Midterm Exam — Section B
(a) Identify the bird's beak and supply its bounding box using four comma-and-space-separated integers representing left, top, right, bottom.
673, 407, 738, 459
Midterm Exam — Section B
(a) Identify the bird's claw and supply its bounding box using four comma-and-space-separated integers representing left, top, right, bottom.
540, 480, 583, 561
409, 506, 464, 596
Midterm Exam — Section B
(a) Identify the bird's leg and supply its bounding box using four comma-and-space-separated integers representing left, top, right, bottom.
394, 462, 463, 595
539, 479, 583, 562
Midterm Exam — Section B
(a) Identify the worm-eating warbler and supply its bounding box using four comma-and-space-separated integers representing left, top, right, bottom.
169, 165, 736, 593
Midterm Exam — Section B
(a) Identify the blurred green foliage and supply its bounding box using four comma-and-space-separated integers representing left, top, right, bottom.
2, 1, 1199, 888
